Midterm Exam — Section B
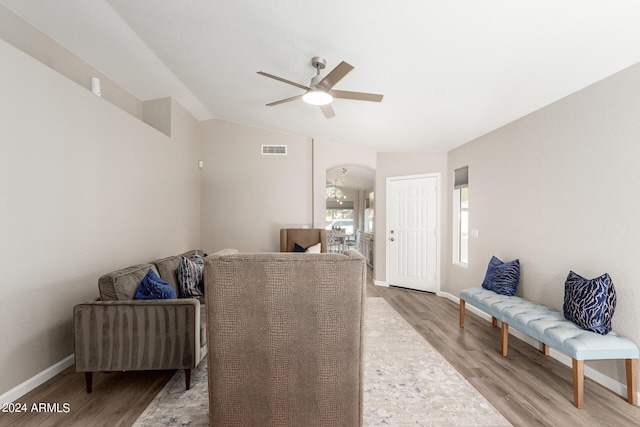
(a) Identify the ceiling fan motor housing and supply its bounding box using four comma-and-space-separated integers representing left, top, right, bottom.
311, 56, 327, 70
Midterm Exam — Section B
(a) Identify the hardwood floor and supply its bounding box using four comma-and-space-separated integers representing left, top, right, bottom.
3, 273, 639, 426
0, 368, 175, 427
368, 283, 640, 426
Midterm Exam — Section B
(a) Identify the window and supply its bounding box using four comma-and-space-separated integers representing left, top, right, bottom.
364, 192, 374, 233
326, 184, 354, 233
453, 166, 469, 265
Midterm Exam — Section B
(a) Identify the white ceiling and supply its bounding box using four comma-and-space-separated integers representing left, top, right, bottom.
3, 1, 640, 153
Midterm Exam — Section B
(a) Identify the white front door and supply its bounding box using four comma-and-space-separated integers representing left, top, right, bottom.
387, 174, 439, 292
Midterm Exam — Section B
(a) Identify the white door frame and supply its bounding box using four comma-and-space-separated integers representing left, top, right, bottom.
385, 173, 441, 292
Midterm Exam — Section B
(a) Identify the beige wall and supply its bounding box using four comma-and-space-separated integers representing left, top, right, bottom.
199, 125, 378, 255
0, 5, 143, 120
0, 40, 201, 397
200, 120, 313, 253
0, 5, 177, 137
446, 62, 640, 385
374, 152, 448, 285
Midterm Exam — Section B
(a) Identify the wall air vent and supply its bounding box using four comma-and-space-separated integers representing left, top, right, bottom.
261, 145, 287, 155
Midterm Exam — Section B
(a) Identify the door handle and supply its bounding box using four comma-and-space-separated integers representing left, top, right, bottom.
389, 237, 395, 242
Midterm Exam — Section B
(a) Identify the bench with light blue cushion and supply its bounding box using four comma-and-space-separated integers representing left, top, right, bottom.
459, 287, 638, 408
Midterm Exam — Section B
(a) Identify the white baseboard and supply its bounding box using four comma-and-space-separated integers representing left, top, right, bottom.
437, 291, 457, 301
373, 279, 389, 287
445, 293, 639, 405
0, 354, 74, 404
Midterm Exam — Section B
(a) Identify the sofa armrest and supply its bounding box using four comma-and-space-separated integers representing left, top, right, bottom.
73, 299, 201, 372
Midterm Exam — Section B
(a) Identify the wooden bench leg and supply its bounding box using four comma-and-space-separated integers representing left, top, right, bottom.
542, 343, 549, 356
492, 316, 497, 327
460, 300, 465, 327
501, 323, 509, 357
626, 358, 638, 405
572, 359, 584, 408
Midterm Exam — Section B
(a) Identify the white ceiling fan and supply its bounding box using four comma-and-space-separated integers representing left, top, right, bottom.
257, 56, 383, 118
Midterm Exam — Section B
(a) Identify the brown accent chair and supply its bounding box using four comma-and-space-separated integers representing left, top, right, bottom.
205, 249, 366, 426
280, 228, 327, 252
73, 250, 207, 393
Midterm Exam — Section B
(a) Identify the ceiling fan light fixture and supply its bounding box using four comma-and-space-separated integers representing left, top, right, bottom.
303, 89, 333, 106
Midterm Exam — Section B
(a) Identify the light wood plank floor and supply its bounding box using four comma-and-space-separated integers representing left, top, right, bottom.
3, 273, 639, 426
368, 283, 640, 426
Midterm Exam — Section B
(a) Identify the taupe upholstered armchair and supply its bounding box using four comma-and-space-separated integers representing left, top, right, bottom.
280, 228, 327, 252
205, 249, 366, 426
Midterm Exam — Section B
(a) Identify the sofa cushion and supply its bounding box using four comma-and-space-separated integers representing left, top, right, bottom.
178, 253, 204, 298
481, 256, 520, 296
152, 250, 204, 298
135, 269, 177, 300
200, 308, 207, 348
563, 271, 617, 335
99, 264, 158, 301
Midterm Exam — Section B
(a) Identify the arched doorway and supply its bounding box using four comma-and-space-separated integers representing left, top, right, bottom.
325, 165, 375, 266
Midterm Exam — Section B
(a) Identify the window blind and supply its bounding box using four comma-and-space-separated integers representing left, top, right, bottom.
454, 166, 468, 189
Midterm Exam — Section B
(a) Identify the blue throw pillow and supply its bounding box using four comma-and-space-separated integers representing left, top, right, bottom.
135, 269, 176, 300
293, 243, 306, 252
481, 256, 520, 296
563, 271, 616, 335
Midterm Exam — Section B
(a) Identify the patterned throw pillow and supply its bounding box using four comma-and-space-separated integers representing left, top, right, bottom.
563, 271, 616, 335
135, 269, 176, 300
178, 252, 204, 298
481, 256, 520, 296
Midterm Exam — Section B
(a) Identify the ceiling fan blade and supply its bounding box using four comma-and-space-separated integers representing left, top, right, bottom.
317, 61, 354, 90
319, 104, 335, 119
331, 90, 383, 102
266, 94, 304, 106
257, 71, 311, 91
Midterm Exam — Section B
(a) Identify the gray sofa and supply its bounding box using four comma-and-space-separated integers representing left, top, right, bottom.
205, 249, 367, 426
73, 250, 206, 393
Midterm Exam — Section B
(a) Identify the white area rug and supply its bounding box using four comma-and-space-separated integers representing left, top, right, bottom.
134, 297, 511, 426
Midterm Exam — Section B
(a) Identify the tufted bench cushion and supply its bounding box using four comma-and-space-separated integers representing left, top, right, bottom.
459, 287, 638, 408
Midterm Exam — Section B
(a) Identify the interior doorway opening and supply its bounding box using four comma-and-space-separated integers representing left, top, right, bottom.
325, 165, 375, 266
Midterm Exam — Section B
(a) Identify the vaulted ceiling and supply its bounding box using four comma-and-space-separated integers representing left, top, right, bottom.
3, 1, 640, 152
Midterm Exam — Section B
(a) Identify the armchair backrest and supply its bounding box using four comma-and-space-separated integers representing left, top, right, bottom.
280, 228, 327, 252
204, 249, 366, 426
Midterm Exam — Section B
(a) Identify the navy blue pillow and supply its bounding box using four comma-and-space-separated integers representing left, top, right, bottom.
563, 271, 616, 335
481, 256, 520, 296
293, 243, 306, 252
135, 269, 176, 300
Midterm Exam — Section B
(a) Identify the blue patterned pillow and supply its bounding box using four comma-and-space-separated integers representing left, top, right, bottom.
563, 271, 616, 335
178, 253, 204, 298
481, 256, 520, 296
135, 269, 176, 300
